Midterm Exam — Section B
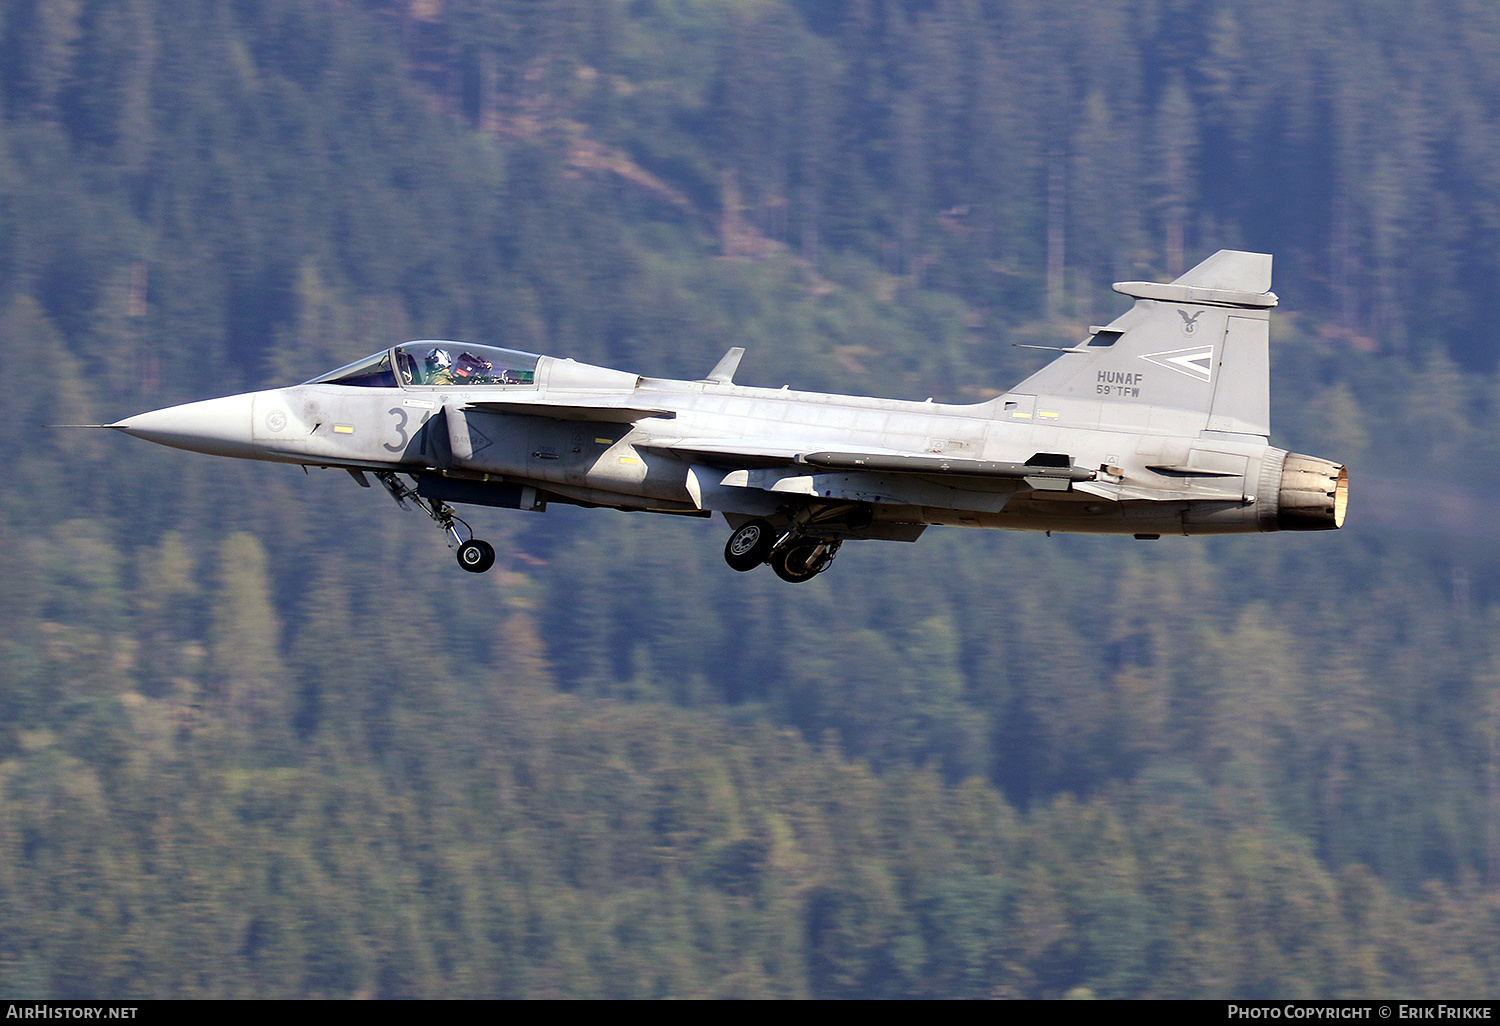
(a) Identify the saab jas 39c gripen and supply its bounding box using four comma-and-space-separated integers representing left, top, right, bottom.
100, 250, 1346, 582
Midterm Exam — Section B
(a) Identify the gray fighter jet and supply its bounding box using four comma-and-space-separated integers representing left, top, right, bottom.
103, 250, 1346, 581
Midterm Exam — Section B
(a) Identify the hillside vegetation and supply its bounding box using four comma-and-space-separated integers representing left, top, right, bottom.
2, 0, 1500, 997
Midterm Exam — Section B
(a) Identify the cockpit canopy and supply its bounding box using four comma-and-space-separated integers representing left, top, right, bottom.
307, 341, 540, 389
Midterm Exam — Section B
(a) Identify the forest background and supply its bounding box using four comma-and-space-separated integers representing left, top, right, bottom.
2, 0, 1500, 999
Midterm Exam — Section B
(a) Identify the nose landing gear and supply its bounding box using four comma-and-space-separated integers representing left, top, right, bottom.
456, 538, 496, 573
376, 472, 496, 574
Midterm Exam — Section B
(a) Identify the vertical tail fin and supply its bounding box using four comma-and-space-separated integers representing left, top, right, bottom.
1008, 250, 1277, 437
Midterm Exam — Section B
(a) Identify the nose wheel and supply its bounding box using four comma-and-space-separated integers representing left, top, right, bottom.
457, 539, 496, 574
376, 472, 497, 574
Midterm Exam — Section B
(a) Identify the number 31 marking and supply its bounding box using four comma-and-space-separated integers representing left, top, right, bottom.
385, 408, 434, 454
384, 408, 410, 452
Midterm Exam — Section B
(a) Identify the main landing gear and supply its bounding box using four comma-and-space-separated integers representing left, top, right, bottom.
724, 517, 841, 583
377, 472, 496, 574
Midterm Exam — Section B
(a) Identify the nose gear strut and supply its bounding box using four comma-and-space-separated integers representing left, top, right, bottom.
375, 472, 495, 573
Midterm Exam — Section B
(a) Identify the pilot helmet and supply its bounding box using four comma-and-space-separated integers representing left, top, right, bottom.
425, 348, 452, 372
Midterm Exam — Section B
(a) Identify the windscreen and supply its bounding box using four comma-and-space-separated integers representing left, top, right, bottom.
305, 350, 398, 387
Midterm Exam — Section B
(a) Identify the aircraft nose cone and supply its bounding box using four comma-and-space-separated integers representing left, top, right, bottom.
114, 393, 258, 458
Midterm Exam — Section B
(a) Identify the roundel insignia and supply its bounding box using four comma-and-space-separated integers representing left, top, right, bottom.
265, 409, 287, 432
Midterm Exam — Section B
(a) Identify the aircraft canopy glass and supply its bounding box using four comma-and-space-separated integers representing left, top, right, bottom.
306, 350, 400, 387
395, 342, 539, 388
305, 343, 542, 389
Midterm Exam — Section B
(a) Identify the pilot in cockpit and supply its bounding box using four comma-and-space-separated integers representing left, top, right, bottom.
424, 347, 456, 385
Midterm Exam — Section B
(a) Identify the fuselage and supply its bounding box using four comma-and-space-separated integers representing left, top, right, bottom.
115, 346, 1328, 541
105, 251, 1348, 579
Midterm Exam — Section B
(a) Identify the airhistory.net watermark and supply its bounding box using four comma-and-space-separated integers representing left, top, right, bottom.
6, 1008, 137, 1019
